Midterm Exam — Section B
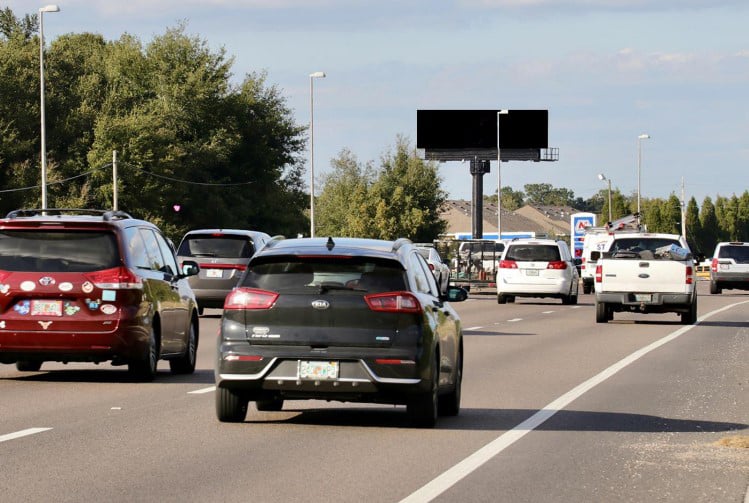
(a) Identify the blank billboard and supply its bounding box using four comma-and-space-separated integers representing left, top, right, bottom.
416, 110, 548, 150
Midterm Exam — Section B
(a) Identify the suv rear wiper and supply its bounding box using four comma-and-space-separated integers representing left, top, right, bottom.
312, 283, 365, 293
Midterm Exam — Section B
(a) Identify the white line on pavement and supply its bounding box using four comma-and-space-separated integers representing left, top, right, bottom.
507, 318, 522, 322
188, 386, 216, 394
465, 326, 483, 331
542, 311, 555, 314
399, 300, 749, 503
0, 428, 52, 444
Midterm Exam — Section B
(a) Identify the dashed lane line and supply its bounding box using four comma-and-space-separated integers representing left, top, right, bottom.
507, 318, 522, 322
0, 428, 52, 444
465, 326, 484, 331
188, 386, 216, 394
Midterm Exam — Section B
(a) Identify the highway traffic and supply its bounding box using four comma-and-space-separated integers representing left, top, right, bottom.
2, 281, 747, 502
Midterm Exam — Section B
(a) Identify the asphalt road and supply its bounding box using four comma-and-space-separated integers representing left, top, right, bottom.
1, 281, 747, 502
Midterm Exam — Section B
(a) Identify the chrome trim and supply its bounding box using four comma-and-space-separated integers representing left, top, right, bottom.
219, 357, 277, 381
360, 360, 421, 385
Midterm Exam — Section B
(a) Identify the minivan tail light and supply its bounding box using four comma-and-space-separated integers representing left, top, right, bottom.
224, 288, 278, 310
547, 261, 567, 270
686, 266, 693, 285
84, 266, 142, 290
499, 260, 518, 269
595, 264, 603, 283
364, 291, 421, 313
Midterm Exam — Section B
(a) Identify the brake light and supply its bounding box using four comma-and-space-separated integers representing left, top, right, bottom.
84, 267, 142, 290
686, 266, 693, 285
0, 270, 10, 282
428, 263, 435, 271
224, 288, 278, 310
595, 264, 603, 283
364, 291, 421, 313
224, 354, 264, 362
375, 358, 416, 365
547, 261, 568, 270
499, 260, 518, 269
198, 263, 246, 271
711, 258, 718, 272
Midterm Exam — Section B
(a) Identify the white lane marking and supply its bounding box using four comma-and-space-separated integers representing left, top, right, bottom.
542, 311, 555, 314
465, 326, 483, 331
188, 386, 216, 394
571, 306, 582, 309
0, 427, 52, 443
507, 318, 522, 322
400, 300, 749, 503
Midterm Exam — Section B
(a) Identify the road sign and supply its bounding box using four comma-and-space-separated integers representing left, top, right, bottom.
570, 212, 596, 257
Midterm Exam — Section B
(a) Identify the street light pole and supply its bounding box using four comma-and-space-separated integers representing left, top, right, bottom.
598, 173, 612, 223
309, 71, 326, 238
39, 4, 60, 210
636, 133, 650, 217
496, 110, 508, 240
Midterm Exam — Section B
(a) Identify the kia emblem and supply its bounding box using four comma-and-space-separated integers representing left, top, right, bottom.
311, 300, 330, 310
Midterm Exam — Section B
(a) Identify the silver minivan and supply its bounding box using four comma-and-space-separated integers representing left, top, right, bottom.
176, 229, 271, 314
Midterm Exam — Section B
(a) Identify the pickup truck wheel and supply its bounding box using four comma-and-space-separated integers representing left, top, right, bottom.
681, 297, 698, 325
709, 281, 721, 295
497, 294, 507, 304
595, 301, 609, 323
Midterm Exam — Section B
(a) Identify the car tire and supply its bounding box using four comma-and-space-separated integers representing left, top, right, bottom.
570, 294, 578, 305
438, 345, 462, 417
216, 387, 248, 422
256, 398, 284, 412
198, 306, 205, 316
595, 301, 609, 323
562, 295, 571, 305
709, 281, 721, 295
681, 296, 698, 325
169, 323, 197, 374
15, 360, 42, 372
583, 283, 592, 294
129, 327, 159, 382
407, 355, 439, 428
497, 294, 507, 304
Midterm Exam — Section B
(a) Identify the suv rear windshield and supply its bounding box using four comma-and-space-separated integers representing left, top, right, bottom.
505, 245, 561, 262
243, 257, 406, 293
717, 245, 749, 263
178, 235, 255, 259
0, 230, 120, 272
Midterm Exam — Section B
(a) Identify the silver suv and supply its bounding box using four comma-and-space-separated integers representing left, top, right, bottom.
709, 242, 749, 294
176, 229, 271, 314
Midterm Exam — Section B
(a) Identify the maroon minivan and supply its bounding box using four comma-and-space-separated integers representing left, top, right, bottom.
0, 209, 200, 380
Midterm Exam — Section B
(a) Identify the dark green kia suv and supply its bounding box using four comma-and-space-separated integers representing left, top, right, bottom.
215, 237, 468, 427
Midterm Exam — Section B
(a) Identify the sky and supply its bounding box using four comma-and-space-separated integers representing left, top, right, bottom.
6, 0, 748, 206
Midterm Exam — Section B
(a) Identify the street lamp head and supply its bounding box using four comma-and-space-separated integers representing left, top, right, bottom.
638, 133, 650, 140
597, 173, 606, 181
40, 4, 60, 12
309, 71, 326, 79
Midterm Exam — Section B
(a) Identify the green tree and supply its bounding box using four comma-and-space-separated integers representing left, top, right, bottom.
684, 197, 704, 254
737, 191, 749, 241
524, 183, 575, 206
699, 197, 719, 254
0, 7, 37, 40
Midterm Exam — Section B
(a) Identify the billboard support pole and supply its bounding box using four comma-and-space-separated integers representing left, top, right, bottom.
470, 158, 490, 239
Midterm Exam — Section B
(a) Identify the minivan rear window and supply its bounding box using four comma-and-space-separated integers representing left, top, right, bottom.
0, 230, 120, 272
178, 235, 255, 259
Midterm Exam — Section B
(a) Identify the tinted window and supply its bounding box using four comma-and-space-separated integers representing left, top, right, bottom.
154, 231, 179, 275
178, 235, 255, 258
140, 229, 165, 272
718, 245, 749, 263
0, 230, 119, 272
124, 227, 150, 269
243, 257, 406, 293
506, 245, 561, 262
609, 238, 681, 254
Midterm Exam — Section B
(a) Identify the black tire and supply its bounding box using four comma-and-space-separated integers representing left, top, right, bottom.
407, 355, 439, 428
198, 306, 205, 316
595, 301, 608, 323
16, 360, 42, 372
681, 296, 698, 325
438, 345, 462, 417
497, 294, 507, 304
583, 283, 592, 294
570, 294, 578, 305
216, 387, 248, 422
256, 398, 284, 412
562, 295, 571, 305
129, 327, 159, 382
169, 323, 197, 374
709, 281, 721, 295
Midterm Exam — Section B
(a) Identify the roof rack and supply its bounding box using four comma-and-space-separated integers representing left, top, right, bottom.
5, 208, 133, 220
392, 238, 413, 252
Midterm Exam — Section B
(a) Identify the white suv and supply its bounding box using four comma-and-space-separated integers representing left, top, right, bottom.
497, 238, 580, 304
709, 241, 749, 294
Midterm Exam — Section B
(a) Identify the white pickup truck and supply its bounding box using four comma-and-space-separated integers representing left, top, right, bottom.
594, 233, 697, 324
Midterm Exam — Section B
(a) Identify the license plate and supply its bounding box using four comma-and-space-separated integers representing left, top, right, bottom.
298, 360, 339, 380
525, 269, 539, 276
720, 264, 729, 270
634, 294, 652, 302
206, 269, 223, 278
30, 300, 63, 317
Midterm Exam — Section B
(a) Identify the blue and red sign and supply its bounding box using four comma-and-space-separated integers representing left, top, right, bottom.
570, 212, 596, 257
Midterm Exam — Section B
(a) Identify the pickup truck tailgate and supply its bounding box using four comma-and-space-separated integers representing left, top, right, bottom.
599, 259, 692, 294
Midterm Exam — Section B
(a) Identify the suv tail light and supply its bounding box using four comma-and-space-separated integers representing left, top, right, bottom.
686, 266, 693, 285
499, 260, 518, 269
224, 288, 278, 310
84, 266, 142, 290
197, 263, 246, 271
595, 264, 603, 283
364, 291, 421, 313
711, 258, 718, 272
547, 261, 568, 270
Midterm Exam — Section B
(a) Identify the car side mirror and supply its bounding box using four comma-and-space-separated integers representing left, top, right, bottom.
180, 260, 200, 277
445, 286, 468, 302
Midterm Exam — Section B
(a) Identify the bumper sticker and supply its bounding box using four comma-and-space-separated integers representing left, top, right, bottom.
100, 304, 117, 315
14, 300, 30, 315
102, 290, 116, 302
20, 281, 35, 292
59, 282, 73, 292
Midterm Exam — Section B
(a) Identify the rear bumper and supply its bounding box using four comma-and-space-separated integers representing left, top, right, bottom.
595, 291, 694, 313
498, 279, 571, 297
